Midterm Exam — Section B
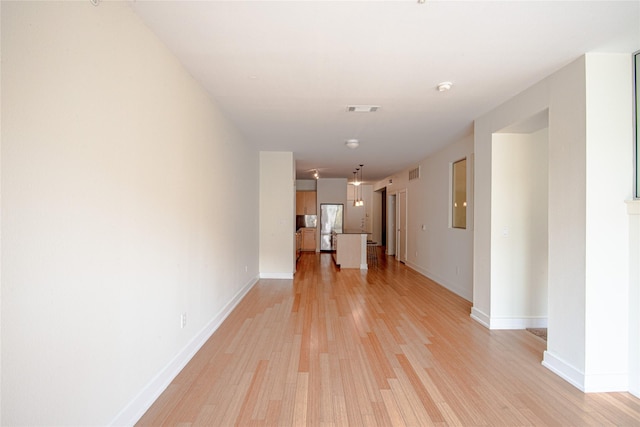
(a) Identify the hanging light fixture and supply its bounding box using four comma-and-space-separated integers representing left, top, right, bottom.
356, 164, 365, 207
354, 168, 360, 207
350, 164, 365, 206
352, 171, 358, 206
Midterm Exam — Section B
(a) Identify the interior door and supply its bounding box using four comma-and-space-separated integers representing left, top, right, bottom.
398, 189, 407, 263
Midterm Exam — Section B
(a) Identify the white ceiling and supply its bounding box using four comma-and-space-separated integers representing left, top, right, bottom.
131, 0, 639, 183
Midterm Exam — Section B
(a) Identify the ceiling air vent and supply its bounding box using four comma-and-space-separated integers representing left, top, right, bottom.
346, 105, 380, 113
409, 166, 420, 181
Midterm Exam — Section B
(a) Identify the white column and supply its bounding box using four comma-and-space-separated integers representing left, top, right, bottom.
627, 200, 640, 397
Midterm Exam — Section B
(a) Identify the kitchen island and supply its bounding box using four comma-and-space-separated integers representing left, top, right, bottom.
331, 231, 368, 269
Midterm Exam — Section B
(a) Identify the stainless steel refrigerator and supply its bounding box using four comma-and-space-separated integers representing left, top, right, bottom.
320, 204, 343, 251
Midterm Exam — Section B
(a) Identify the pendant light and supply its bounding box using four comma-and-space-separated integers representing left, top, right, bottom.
351, 164, 365, 207
353, 169, 360, 206
356, 164, 364, 207
352, 171, 358, 206
360, 164, 364, 206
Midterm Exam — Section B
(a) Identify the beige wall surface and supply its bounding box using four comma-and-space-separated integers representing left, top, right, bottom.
582, 53, 632, 390
375, 134, 474, 301
259, 152, 295, 277
491, 129, 549, 325
474, 53, 634, 393
1, 2, 258, 425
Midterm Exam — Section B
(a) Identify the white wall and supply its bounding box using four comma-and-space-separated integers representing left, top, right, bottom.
259, 152, 295, 278
545, 57, 589, 382
1, 2, 259, 425
473, 85, 551, 328
490, 129, 548, 328
474, 53, 634, 392
628, 200, 640, 398
582, 53, 632, 391
376, 134, 474, 301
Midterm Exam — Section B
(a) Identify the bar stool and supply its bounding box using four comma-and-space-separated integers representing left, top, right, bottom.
366, 240, 377, 267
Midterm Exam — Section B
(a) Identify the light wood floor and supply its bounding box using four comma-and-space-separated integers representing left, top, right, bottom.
137, 251, 640, 426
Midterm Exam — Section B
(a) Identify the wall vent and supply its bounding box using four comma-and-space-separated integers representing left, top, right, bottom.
346, 105, 380, 113
409, 166, 420, 181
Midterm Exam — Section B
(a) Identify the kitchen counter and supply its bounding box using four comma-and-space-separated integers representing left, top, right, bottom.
331, 232, 367, 269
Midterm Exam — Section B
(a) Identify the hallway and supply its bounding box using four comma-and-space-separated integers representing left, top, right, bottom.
137, 252, 640, 426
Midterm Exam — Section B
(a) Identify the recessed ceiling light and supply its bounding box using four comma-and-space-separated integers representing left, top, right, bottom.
345, 139, 360, 149
437, 82, 453, 92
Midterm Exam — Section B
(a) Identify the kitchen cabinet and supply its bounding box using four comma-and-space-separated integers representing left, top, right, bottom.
296, 191, 317, 215
301, 228, 316, 251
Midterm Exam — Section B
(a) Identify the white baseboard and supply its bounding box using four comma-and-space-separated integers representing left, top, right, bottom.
360, 263, 368, 270
469, 308, 547, 331
470, 307, 490, 328
260, 272, 294, 279
542, 350, 585, 391
543, 350, 628, 392
110, 276, 259, 427
488, 316, 548, 330
404, 261, 472, 302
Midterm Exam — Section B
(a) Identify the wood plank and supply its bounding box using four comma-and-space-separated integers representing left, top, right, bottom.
136, 252, 640, 426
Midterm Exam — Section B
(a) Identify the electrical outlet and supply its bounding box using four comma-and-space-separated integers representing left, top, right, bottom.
181, 312, 187, 329
244, 265, 248, 273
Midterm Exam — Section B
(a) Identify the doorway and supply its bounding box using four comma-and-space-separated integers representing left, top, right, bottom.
397, 189, 407, 263
492, 110, 549, 336
377, 187, 387, 249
